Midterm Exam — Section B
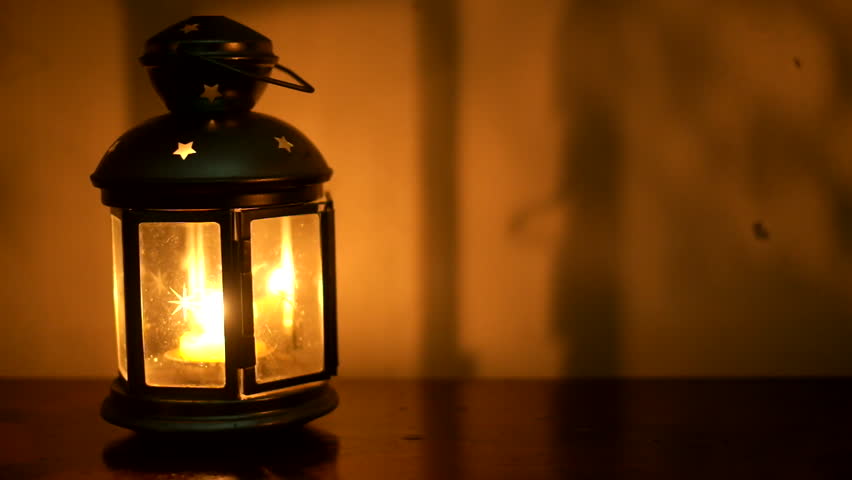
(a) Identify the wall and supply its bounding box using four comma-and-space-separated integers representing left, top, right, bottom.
2, 0, 852, 378
460, 0, 852, 377
0, 0, 128, 376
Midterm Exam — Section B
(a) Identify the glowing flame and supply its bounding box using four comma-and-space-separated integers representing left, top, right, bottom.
266, 219, 297, 330
165, 220, 297, 364
169, 223, 225, 363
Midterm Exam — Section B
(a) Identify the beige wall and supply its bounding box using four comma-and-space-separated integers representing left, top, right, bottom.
2, 0, 852, 378
0, 0, 128, 376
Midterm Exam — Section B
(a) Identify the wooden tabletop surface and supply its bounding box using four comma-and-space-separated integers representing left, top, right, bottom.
1, 378, 851, 479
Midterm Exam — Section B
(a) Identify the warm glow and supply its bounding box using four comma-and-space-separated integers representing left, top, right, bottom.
266, 220, 297, 330
163, 220, 295, 365
250, 214, 324, 384
167, 224, 226, 363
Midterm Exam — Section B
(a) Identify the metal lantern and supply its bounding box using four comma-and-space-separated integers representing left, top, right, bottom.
91, 16, 338, 432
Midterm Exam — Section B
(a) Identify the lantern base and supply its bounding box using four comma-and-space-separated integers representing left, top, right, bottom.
101, 378, 338, 433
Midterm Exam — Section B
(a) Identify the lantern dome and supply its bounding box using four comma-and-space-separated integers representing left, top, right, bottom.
91, 113, 331, 208
90, 16, 330, 209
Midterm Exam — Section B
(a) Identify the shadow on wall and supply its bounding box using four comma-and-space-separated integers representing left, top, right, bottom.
552, 95, 624, 378
415, 0, 474, 379
545, 0, 852, 380
552, 0, 627, 379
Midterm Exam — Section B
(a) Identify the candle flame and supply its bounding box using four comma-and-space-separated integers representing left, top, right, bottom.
266, 219, 297, 330
165, 220, 298, 365
168, 224, 226, 363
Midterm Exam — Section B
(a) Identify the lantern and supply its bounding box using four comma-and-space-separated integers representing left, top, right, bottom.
91, 16, 338, 432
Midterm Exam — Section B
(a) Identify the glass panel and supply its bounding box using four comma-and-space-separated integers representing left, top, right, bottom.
139, 222, 225, 387
251, 214, 324, 383
110, 215, 127, 380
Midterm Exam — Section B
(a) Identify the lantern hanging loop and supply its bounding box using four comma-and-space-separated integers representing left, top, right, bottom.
180, 48, 315, 93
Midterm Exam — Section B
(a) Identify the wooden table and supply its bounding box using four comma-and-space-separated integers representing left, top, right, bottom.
1, 378, 850, 479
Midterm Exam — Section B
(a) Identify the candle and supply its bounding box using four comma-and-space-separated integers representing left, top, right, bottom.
174, 289, 225, 363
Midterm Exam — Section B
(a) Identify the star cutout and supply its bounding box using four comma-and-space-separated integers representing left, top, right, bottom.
275, 136, 294, 152
180, 23, 199, 34
173, 141, 197, 160
200, 84, 222, 102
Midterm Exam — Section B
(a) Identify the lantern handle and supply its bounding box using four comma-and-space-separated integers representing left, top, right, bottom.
184, 51, 316, 93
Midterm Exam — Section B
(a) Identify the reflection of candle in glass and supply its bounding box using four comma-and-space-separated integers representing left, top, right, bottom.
267, 220, 297, 332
